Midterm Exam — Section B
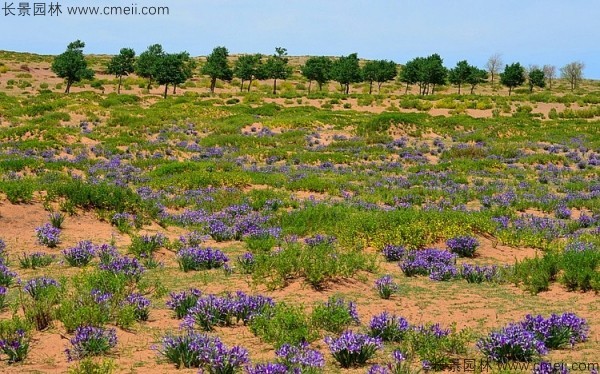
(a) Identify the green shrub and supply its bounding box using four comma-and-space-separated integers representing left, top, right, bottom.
249, 303, 318, 348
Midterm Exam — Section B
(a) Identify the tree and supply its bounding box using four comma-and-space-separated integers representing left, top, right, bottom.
399, 59, 420, 94
466, 67, 488, 94
261, 47, 292, 95
448, 60, 472, 94
301, 56, 332, 94
543, 64, 556, 89
51, 40, 94, 93
527, 67, 546, 92
201, 46, 233, 93
136, 44, 165, 90
486, 53, 503, 87
361, 60, 397, 94
107, 48, 135, 94
500, 62, 525, 95
330, 53, 362, 94
233, 54, 262, 92
154, 52, 196, 98
560, 61, 584, 91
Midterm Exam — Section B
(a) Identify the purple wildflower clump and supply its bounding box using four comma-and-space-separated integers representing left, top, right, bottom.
564, 241, 595, 252
555, 205, 572, 219
0, 329, 30, 363
237, 252, 255, 274
98, 256, 145, 281
97, 244, 120, 265
374, 275, 399, 299
246, 362, 288, 374
275, 341, 325, 372
111, 212, 135, 230
460, 264, 499, 283
122, 293, 151, 321
0, 286, 7, 309
166, 288, 203, 319
178, 231, 209, 247
304, 234, 336, 247
23, 276, 60, 300
414, 323, 451, 338
325, 330, 383, 368
477, 323, 548, 362
446, 235, 479, 257
62, 240, 97, 267
35, 223, 61, 248
176, 247, 229, 271
368, 312, 410, 342
381, 244, 406, 261
0, 238, 6, 253
0, 263, 17, 287
577, 214, 596, 228
312, 296, 360, 334
65, 325, 117, 361
182, 292, 274, 331
399, 248, 457, 281
520, 313, 588, 349
156, 331, 249, 371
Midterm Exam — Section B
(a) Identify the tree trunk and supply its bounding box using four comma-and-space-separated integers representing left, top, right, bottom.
405, 83, 409, 94
508, 86, 512, 96
210, 77, 217, 93
163, 84, 169, 99
345, 83, 350, 95
457, 83, 461, 95
490, 73, 494, 87
470, 85, 475, 95
146, 80, 152, 90
247, 77, 253, 92
173, 85, 177, 94
378, 82, 383, 93
431, 84, 435, 95
240, 79, 244, 92
65, 80, 72, 94
318, 81, 323, 91
273, 79, 277, 95
308, 80, 312, 94
369, 81, 373, 95
117, 76, 122, 94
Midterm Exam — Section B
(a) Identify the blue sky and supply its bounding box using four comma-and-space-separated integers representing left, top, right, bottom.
2, 0, 599, 77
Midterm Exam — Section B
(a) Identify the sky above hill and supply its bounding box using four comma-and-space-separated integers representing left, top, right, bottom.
2, 0, 599, 78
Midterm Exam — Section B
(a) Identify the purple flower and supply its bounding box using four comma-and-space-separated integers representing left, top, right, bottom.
446, 236, 479, 257
477, 323, 547, 362
460, 264, 498, 283
122, 292, 151, 321
62, 240, 97, 267
325, 330, 382, 368
520, 313, 588, 349
374, 275, 399, 299
533, 361, 570, 374
381, 244, 406, 261
65, 326, 117, 361
98, 256, 145, 281
399, 248, 456, 281
176, 247, 229, 271
246, 363, 288, 374
23, 276, 60, 300
555, 205, 572, 219
275, 341, 325, 371
368, 312, 410, 342
0, 263, 17, 287
304, 234, 336, 247
166, 288, 203, 319
0, 329, 29, 363
35, 223, 61, 247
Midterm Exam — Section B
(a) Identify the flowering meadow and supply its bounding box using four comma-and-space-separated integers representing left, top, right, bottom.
0, 51, 599, 372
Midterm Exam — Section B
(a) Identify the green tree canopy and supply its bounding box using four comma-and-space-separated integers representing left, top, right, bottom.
261, 47, 292, 95
500, 62, 526, 95
527, 67, 546, 92
107, 47, 136, 94
361, 60, 397, 94
135, 44, 165, 89
51, 40, 95, 93
401, 54, 447, 95
448, 60, 472, 94
301, 56, 333, 94
466, 67, 488, 94
330, 53, 362, 94
154, 52, 196, 98
233, 54, 262, 92
201, 46, 233, 93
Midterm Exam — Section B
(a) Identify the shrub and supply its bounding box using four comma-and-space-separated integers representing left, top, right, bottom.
121, 293, 150, 321
460, 264, 499, 283
382, 245, 406, 261
250, 303, 318, 348
399, 248, 457, 281
23, 276, 60, 300
19, 252, 54, 269
0, 328, 30, 363
311, 296, 360, 334
275, 342, 325, 373
446, 236, 479, 257
325, 330, 382, 368
128, 233, 166, 258
237, 252, 255, 274
98, 256, 145, 282
65, 326, 117, 361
